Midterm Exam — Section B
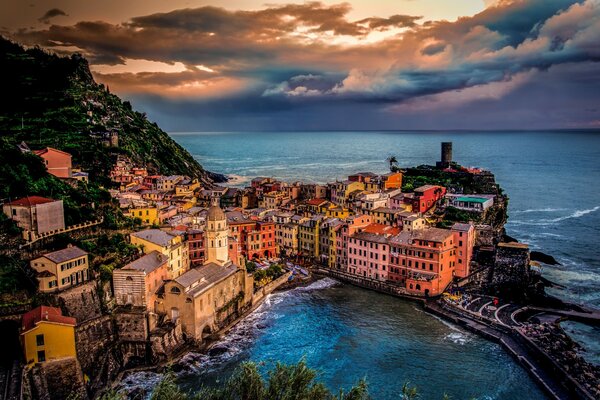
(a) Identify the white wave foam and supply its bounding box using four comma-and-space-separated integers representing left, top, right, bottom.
509, 205, 600, 226
444, 332, 471, 345
226, 174, 250, 185
513, 208, 566, 214
294, 277, 340, 292
543, 206, 600, 223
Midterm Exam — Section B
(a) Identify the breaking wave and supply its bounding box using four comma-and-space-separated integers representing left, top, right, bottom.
509, 205, 600, 226
513, 208, 566, 214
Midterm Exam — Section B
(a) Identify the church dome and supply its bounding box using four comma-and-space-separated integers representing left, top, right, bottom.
207, 205, 226, 221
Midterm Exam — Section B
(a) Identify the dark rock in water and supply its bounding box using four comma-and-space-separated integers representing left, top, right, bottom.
171, 363, 184, 373
208, 346, 229, 356
531, 251, 561, 265
503, 234, 519, 243
256, 323, 267, 329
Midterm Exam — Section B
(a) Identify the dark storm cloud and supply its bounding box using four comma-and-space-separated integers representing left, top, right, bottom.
7, 0, 600, 129
38, 8, 67, 24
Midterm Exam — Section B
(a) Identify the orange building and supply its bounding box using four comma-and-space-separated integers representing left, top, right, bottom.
388, 228, 457, 297
451, 223, 476, 278
34, 147, 72, 178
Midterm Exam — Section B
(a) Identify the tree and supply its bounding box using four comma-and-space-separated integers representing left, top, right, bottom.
386, 155, 398, 172
246, 261, 258, 274
197, 359, 369, 400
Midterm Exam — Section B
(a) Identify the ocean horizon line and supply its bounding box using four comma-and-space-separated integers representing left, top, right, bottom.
168, 128, 600, 134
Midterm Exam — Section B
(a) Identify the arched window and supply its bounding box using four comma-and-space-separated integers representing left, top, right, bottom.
416, 284, 421, 291
170, 287, 181, 294
126, 276, 133, 281
218, 240, 222, 247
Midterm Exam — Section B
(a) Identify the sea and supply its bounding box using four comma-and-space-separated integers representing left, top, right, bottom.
120, 131, 600, 399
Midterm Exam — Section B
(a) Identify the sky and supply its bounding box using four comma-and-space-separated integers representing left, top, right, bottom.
2, 0, 600, 131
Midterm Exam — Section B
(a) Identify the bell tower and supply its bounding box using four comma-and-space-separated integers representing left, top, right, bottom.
205, 196, 229, 266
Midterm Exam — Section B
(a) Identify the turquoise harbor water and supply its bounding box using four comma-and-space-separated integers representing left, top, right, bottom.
127, 130, 600, 399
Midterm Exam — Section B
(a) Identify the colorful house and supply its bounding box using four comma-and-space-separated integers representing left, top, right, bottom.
30, 246, 89, 292
2, 196, 65, 239
113, 251, 169, 311
33, 147, 72, 178
388, 228, 457, 296
21, 306, 76, 365
130, 229, 189, 279
451, 223, 476, 278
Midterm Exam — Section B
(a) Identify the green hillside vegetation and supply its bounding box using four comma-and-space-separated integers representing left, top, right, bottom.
0, 37, 221, 184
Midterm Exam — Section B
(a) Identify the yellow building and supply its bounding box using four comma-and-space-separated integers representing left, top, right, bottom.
21, 306, 76, 365
331, 180, 365, 207
130, 229, 189, 279
175, 178, 200, 196
368, 207, 400, 226
30, 246, 90, 293
127, 206, 160, 225
325, 206, 353, 219
299, 215, 324, 258
260, 191, 288, 209
276, 222, 300, 256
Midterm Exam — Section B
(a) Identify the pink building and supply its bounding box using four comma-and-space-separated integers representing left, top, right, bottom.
348, 231, 392, 281
335, 215, 372, 270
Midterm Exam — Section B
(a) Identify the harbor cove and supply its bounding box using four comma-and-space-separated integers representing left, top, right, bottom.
102, 130, 597, 399
122, 278, 547, 399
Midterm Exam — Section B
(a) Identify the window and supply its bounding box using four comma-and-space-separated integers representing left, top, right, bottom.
37, 350, 46, 363
36, 334, 44, 346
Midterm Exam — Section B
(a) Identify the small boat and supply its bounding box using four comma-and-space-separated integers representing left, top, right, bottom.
299, 268, 309, 276
288, 275, 295, 282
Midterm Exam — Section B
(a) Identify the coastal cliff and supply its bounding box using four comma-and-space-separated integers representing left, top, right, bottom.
0, 37, 225, 184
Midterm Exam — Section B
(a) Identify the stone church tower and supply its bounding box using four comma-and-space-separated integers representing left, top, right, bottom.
206, 196, 229, 266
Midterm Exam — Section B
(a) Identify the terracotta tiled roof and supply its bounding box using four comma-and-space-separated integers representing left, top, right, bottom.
22, 306, 76, 332
33, 147, 72, 157
5, 196, 55, 207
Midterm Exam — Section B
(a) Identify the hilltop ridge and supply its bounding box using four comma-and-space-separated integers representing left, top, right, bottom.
0, 37, 224, 184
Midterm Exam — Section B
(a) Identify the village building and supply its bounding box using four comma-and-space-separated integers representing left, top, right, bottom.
21, 306, 77, 365
447, 194, 494, 212
130, 229, 189, 279
156, 199, 252, 342
451, 223, 476, 278
3, 196, 65, 239
30, 246, 89, 292
330, 180, 365, 208
34, 147, 72, 178
299, 215, 325, 259
188, 229, 206, 266
388, 228, 457, 296
113, 251, 169, 311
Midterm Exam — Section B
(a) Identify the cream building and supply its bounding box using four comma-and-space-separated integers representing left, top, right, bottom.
30, 246, 89, 292
157, 199, 253, 342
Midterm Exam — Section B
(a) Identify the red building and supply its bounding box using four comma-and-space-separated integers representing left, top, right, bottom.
408, 185, 447, 213
187, 229, 205, 266
227, 211, 276, 259
256, 220, 276, 258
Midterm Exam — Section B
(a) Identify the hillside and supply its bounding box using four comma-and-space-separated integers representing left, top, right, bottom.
0, 37, 224, 184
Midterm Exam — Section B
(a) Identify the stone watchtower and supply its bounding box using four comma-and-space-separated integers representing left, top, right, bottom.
436, 142, 453, 169
205, 196, 229, 266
